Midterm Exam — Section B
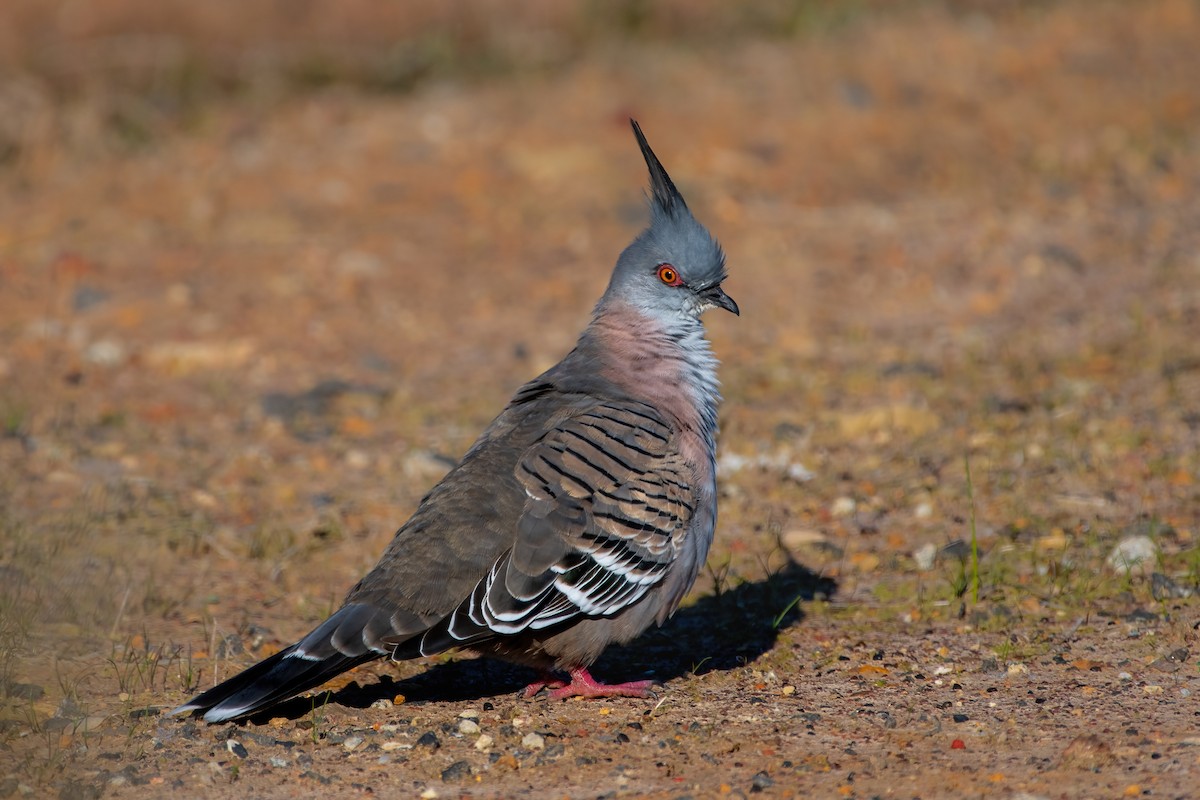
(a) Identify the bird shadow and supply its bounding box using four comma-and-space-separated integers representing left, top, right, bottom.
248, 556, 836, 723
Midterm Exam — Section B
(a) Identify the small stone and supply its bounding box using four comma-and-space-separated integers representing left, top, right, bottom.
4, 683, 44, 701
914, 501, 933, 519
370, 699, 392, 710
831, 497, 857, 517
458, 709, 481, 720
84, 339, 125, 366
72, 285, 111, 312
457, 719, 480, 735
750, 771, 774, 792
1149, 647, 1190, 673
781, 685, 796, 696
269, 756, 290, 768
474, 734, 495, 752
786, 463, 815, 482
1106, 535, 1158, 573
342, 735, 364, 752
952, 714, 969, 723
416, 731, 441, 749
913, 542, 938, 570
226, 740, 248, 759
440, 761, 472, 782
1151, 572, 1193, 600
941, 539, 970, 561
344, 449, 370, 469
1060, 734, 1115, 770
419, 788, 439, 799
521, 732, 546, 750
1117, 672, 1133, 681
1006, 663, 1029, 676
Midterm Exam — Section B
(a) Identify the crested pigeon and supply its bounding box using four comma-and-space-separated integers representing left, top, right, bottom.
176, 120, 738, 722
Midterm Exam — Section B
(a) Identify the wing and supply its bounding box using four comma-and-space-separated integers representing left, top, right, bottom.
404, 400, 695, 657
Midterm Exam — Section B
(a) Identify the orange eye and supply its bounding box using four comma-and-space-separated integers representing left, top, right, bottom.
657, 264, 682, 286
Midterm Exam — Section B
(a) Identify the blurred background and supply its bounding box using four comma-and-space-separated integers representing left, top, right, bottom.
1, 1, 1198, 795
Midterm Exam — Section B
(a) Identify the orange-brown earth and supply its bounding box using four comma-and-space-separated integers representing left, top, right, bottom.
1, 2, 1198, 797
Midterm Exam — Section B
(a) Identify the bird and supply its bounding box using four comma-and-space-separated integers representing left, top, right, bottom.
175, 120, 738, 723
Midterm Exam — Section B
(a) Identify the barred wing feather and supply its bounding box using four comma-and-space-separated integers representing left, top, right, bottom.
409, 402, 693, 656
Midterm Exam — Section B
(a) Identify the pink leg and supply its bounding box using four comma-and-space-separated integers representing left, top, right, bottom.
541, 667, 657, 701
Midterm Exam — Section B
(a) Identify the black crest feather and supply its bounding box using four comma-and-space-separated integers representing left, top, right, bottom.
631, 119, 688, 216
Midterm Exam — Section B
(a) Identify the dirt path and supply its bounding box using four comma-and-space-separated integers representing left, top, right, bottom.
2, 2, 1198, 797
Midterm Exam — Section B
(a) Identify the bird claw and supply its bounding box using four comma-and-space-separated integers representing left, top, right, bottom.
520, 673, 568, 699
522, 667, 659, 701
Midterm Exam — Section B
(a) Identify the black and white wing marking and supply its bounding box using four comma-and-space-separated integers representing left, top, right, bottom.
405, 401, 694, 656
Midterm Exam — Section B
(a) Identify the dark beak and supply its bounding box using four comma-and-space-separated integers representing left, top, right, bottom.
703, 284, 740, 316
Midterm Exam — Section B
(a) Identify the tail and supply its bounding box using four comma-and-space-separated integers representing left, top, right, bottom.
173, 602, 424, 722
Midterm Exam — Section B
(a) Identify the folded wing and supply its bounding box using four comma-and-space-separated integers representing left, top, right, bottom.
401, 401, 694, 657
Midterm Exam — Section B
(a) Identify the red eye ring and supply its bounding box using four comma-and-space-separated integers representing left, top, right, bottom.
657, 264, 682, 286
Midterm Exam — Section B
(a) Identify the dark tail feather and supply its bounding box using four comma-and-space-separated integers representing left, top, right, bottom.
172, 602, 424, 722
172, 644, 376, 722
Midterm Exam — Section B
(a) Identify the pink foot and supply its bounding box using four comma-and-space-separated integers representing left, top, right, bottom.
521, 671, 567, 699
524, 667, 658, 701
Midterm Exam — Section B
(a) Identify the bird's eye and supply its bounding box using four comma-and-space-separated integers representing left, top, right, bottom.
657, 264, 682, 286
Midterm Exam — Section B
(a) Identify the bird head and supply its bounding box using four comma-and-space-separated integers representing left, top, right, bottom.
601, 120, 738, 322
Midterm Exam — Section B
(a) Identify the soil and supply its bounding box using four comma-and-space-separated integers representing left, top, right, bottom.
1, 1, 1199, 798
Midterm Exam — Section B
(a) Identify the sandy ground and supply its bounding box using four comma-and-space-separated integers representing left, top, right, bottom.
1, 1, 1199, 797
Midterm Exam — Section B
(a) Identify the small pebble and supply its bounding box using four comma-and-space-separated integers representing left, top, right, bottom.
380, 741, 409, 752
458, 709, 480, 720
1118, 672, 1132, 681
1150, 572, 1193, 600
522, 732, 546, 750
1106, 535, 1158, 573
416, 731, 441, 749
474, 734, 495, 752
952, 714, 969, 723
85, 339, 126, 366
441, 760, 472, 782
4, 684, 43, 701
370, 699, 392, 710
420, 788, 439, 799
913, 542, 938, 570
344, 449, 370, 469
831, 496, 857, 517
751, 771, 774, 791
458, 719, 480, 735
1006, 663, 1029, 676
268, 756, 290, 768
343, 735, 364, 752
